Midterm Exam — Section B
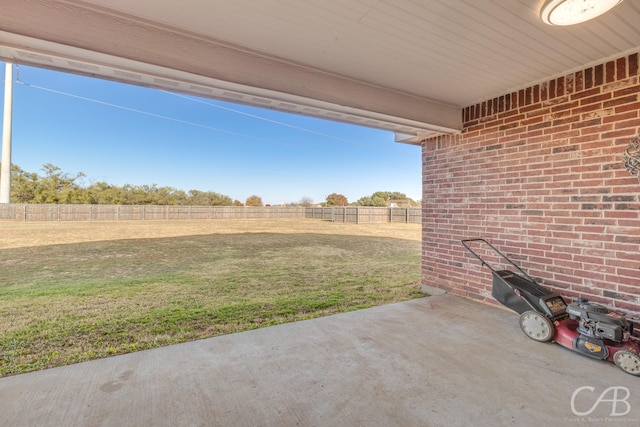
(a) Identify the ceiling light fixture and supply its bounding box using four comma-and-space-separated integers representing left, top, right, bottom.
541, 0, 624, 26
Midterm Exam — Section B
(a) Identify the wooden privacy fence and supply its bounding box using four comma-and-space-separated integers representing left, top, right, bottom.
305, 206, 421, 224
0, 204, 421, 224
0, 204, 305, 222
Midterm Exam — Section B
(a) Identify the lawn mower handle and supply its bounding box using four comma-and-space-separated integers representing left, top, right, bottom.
461, 238, 537, 284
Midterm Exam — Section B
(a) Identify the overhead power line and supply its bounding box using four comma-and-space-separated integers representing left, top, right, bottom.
15, 74, 395, 154
162, 91, 393, 152
15, 81, 317, 151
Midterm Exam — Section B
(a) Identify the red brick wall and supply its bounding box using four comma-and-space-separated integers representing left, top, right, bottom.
422, 52, 640, 320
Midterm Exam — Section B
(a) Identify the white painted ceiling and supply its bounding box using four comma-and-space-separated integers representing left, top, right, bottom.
1, 0, 639, 140
87, 0, 640, 104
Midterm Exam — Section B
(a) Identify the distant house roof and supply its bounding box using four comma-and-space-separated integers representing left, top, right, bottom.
388, 199, 411, 208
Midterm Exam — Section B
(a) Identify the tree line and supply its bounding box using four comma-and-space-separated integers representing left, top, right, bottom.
0, 163, 419, 207
325, 192, 419, 207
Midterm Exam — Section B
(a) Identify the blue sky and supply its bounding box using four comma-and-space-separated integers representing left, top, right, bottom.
0, 63, 421, 205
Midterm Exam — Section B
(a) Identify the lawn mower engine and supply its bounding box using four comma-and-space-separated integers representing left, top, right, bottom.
567, 298, 632, 344
519, 296, 640, 377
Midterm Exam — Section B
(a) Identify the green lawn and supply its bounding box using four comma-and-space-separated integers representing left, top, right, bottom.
0, 229, 422, 376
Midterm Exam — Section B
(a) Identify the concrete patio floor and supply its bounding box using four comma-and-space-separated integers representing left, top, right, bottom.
1, 294, 638, 427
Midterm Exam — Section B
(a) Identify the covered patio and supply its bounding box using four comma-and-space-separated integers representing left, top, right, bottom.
1, 2, 639, 425
1, 294, 638, 426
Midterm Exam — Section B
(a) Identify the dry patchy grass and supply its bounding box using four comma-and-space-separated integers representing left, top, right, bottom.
0, 218, 421, 249
0, 219, 422, 376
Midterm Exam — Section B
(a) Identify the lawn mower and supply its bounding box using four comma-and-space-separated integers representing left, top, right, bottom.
461, 238, 640, 376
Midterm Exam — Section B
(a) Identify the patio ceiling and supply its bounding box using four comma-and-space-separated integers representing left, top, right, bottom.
1, 0, 639, 142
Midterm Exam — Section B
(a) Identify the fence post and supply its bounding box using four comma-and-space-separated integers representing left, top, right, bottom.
23, 204, 27, 222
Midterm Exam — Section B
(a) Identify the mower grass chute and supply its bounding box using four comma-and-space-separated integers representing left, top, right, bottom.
461, 238, 640, 376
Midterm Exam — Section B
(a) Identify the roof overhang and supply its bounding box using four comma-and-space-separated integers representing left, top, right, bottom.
1, 0, 638, 144
0, 0, 462, 143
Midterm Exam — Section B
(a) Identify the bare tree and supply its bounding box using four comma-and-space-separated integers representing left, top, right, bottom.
299, 196, 313, 207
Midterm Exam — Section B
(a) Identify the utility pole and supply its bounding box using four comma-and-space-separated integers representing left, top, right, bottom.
0, 62, 13, 203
